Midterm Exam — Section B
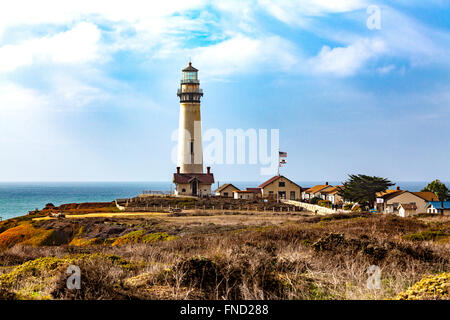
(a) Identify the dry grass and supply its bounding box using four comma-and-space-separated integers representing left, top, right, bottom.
0, 212, 448, 300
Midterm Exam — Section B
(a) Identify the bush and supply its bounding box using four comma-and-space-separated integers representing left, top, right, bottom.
343, 203, 353, 210
310, 197, 321, 205
318, 200, 332, 208
168, 253, 287, 300
395, 272, 449, 300
50, 256, 134, 300
0, 223, 54, 249
403, 230, 448, 242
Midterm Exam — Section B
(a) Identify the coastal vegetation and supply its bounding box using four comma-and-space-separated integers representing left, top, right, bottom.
338, 174, 394, 209
0, 202, 448, 300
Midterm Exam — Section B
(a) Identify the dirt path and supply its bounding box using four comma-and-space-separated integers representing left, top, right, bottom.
33, 211, 168, 221
33, 211, 313, 226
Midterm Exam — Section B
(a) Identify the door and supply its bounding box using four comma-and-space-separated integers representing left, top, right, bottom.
290, 191, 295, 200
191, 181, 198, 196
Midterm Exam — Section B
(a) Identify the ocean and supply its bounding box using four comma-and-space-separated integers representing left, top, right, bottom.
0, 181, 440, 221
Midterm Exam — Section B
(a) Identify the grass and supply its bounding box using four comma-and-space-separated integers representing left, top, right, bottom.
0, 223, 54, 249
0, 211, 449, 300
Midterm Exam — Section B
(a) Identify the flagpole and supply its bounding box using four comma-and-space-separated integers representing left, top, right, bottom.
277, 149, 280, 203
277, 149, 280, 176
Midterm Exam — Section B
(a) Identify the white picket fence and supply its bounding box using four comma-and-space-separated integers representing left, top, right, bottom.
281, 200, 351, 215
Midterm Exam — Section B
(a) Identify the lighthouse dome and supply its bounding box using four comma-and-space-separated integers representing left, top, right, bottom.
182, 61, 198, 72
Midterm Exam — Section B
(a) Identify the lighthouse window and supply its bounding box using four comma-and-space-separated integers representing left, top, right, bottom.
183, 71, 198, 82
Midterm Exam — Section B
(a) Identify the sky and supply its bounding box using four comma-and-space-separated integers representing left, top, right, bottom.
0, 0, 449, 183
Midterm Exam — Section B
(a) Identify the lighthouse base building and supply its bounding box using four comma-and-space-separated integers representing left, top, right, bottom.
173, 166, 214, 197
173, 62, 214, 197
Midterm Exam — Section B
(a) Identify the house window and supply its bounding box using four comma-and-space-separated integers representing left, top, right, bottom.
182, 188, 186, 192
279, 182, 285, 187
224, 192, 228, 197
269, 191, 274, 195
290, 191, 295, 200
190, 141, 194, 154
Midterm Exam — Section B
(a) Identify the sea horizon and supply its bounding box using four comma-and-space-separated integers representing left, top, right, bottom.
0, 180, 446, 221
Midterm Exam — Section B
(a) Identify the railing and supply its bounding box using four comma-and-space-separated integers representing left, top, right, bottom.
177, 88, 203, 95
141, 190, 172, 195
122, 204, 300, 213
282, 200, 351, 215
181, 79, 199, 84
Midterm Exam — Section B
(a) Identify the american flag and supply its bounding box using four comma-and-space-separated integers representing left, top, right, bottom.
279, 151, 287, 157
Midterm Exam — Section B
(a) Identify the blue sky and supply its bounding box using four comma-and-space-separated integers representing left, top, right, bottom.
0, 0, 449, 183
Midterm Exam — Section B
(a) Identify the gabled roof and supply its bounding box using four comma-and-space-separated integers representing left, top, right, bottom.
173, 173, 214, 184
379, 190, 438, 203
411, 192, 438, 202
425, 201, 450, 209
320, 186, 343, 195
376, 189, 403, 198
234, 190, 254, 193
246, 187, 262, 194
258, 176, 280, 188
215, 183, 239, 193
258, 175, 301, 189
304, 184, 330, 194
399, 203, 417, 210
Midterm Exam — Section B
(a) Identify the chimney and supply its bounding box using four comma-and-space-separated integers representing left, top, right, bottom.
325, 181, 329, 185
207, 166, 211, 174
176, 167, 180, 174
396, 186, 400, 191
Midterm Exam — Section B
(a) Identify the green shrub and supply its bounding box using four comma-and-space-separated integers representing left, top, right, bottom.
343, 203, 354, 210
403, 230, 448, 241
395, 272, 449, 300
318, 200, 332, 208
310, 197, 321, 205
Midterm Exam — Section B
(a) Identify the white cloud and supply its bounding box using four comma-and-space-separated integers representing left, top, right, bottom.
191, 34, 300, 78
258, 0, 366, 26
379, 8, 450, 66
0, 1, 206, 30
309, 38, 386, 76
0, 22, 101, 73
0, 83, 49, 110
377, 64, 395, 75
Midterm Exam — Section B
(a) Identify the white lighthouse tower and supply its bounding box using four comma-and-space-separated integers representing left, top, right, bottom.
173, 62, 214, 197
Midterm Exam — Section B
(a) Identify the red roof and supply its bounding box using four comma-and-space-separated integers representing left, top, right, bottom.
258, 175, 301, 189
246, 187, 262, 194
173, 173, 214, 184
258, 176, 280, 188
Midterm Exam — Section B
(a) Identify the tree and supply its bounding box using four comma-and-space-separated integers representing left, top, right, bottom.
338, 174, 394, 209
421, 179, 449, 214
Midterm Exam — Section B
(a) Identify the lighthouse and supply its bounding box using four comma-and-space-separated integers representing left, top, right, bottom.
173, 62, 214, 197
